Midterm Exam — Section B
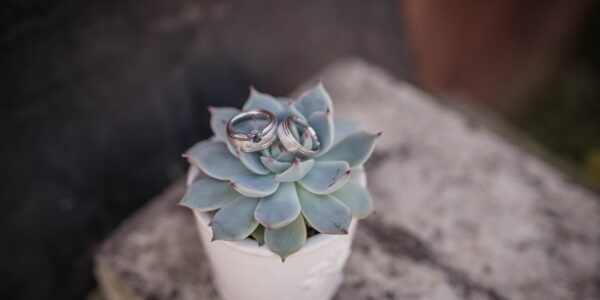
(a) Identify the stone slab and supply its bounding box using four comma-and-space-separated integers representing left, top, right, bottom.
95, 59, 600, 300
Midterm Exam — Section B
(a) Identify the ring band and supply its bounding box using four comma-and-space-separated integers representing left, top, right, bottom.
227, 109, 277, 152
277, 116, 320, 159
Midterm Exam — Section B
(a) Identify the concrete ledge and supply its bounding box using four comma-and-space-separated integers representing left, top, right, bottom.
96, 59, 600, 300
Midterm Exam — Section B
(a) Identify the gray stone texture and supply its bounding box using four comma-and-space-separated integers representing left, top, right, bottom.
96, 59, 600, 300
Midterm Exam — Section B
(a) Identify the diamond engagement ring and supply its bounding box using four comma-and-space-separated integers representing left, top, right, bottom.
277, 115, 321, 159
226, 109, 278, 152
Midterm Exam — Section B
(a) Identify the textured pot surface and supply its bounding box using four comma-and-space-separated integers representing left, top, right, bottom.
187, 166, 364, 300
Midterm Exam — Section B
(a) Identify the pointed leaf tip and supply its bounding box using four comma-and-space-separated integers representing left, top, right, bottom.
208, 107, 240, 142
297, 186, 351, 234
243, 89, 284, 114
331, 181, 374, 218
298, 160, 350, 194
294, 84, 333, 118
211, 196, 260, 241
265, 215, 307, 261
274, 159, 315, 182
230, 172, 279, 197
317, 131, 378, 168
254, 183, 301, 229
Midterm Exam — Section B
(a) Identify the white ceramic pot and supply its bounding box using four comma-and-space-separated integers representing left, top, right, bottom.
186, 166, 365, 300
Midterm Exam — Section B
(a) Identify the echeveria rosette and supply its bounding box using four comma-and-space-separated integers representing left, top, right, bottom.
181, 84, 379, 261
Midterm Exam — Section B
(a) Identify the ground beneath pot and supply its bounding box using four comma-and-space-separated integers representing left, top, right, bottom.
95, 59, 600, 300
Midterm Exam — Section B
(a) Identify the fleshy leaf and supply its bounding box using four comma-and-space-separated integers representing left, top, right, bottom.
226, 141, 240, 158
274, 159, 315, 182
275, 97, 302, 122
251, 225, 265, 246
308, 111, 334, 155
293, 83, 333, 118
239, 152, 270, 175
260, 156, 292, 173
209, 107, 240, 142
243, 88, 285, 114
186, 141, 248, 180
254, 182, 301, 229
211, 196, 260, 241
297, 186, 351, 234
302, 129, 313, 150
349, 166, 366, 183
289, 121, 301, 141
270, 142, 282, 157
275, 149, 295, 162
230, 171, 279, 197
331, 180, 373, 218
180, 177, 239, 212
298, 161, 351, 194
317, 131, 379, 167
332, 119, 360, 146
265, 215, 307, 262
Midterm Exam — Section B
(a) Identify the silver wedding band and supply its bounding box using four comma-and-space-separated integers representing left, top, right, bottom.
277, 116, 320, 159
227, 109, 278, 152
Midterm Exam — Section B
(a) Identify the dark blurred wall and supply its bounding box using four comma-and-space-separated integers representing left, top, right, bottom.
0, 0, 410, 299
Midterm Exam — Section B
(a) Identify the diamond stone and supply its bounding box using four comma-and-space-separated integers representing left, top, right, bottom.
250, 130, 262, 143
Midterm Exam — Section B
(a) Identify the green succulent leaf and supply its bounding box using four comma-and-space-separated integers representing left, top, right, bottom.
349, 166, 366, 183
265, 215, 307, 262
209, 107, 240, 142
211, 196, 260, 241
186, 141, 247, 180
293, 83, 333, 118
317, 131, 379, 167
254, 182, 301, 229
308, 111, 334, 155
226, 141, 240, 158
302, 129, 314, 150
230, 171, 279, 197
332, 119, 360, 146
331, 180, 373, 218
274, 159, 315, 182
297, 186, 351, 234
275, 149, 295, 162
298, 161, 351, 194
260, 156, 292, 173
243, 88, 285, 115
239, 152, 271, 175
180, 177, 239, 212
251, 225, 266, 246
270, 142, 282, 157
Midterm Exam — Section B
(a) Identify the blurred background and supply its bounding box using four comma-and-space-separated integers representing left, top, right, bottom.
0, 0, 598, 299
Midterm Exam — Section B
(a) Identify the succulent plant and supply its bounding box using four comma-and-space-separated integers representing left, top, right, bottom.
181, 84, 379, 261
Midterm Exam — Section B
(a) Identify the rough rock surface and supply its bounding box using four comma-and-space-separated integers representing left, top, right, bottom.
95, 59, 600, 300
